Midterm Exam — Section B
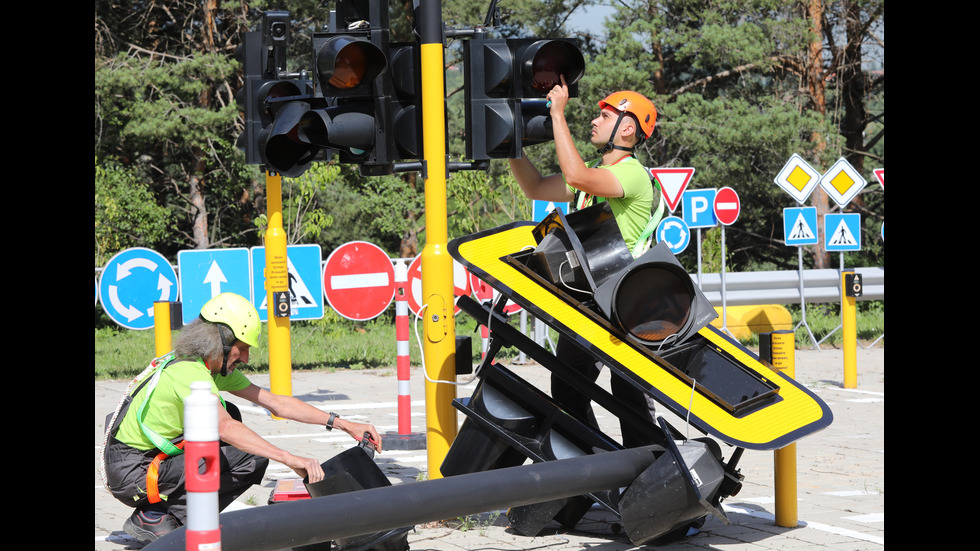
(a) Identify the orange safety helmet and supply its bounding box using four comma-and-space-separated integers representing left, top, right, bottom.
597, 91, 658, 139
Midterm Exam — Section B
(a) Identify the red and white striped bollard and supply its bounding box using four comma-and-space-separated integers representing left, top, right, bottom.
184, 381, 221, 550
394, 260, 412, 435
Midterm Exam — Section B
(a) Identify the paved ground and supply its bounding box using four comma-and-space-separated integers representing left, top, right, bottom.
95, 344, 884, 550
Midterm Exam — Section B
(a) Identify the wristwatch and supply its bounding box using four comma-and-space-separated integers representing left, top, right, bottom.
326, 412, 339, 431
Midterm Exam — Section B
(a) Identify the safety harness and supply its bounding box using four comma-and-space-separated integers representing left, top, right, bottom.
102, 352, 217, 504
573, 159, 665, 258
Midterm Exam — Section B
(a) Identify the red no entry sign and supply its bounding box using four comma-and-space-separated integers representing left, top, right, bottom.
406, 254, 471, 317
713, 186, 740, 226
323, 241, 395, 321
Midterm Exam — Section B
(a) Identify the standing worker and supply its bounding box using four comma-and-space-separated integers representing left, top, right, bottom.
509, 78, 663, 447
101, 292, 383, 544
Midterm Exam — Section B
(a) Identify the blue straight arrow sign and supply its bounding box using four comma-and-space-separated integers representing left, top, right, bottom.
177, 248, 252, 325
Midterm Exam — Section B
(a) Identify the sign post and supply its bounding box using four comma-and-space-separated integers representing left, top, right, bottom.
713, 187, 740, 337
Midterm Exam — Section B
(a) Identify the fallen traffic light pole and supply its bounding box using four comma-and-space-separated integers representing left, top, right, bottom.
145, 445, 668, 551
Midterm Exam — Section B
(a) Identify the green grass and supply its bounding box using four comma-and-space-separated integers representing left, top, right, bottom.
94, 306, 514, 380
95, 301, 883, 380
787, 300, 884, 349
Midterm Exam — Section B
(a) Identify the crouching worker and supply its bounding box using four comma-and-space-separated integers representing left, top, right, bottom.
102, 292, 382, 544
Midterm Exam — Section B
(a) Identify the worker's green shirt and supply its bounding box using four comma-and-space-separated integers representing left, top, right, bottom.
115, 358, 251, 451
567, 156, 653, 251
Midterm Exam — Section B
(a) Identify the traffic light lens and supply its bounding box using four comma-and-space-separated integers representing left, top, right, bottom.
316, 36, 387, 95
331, 44, 368, 89
256, 80, 304, 118
526, 41, 585, 92
613, 264, 693, 344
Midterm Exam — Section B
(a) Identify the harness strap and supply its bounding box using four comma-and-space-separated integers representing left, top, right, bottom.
135, 358, 186, 457
147, 440, 186, 503
573, 161, 665, 258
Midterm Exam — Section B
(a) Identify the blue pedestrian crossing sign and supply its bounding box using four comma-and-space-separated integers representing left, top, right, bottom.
533, 200, 567, 222
783, 207, 818, 246
177, 248, 252, 325
656, 216, 691, 254
251, 244, 324, 321
99, 247, 179, 330
682, 189, 717, 229
825, 213, 862, 252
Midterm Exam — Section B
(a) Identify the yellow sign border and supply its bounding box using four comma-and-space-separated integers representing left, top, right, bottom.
450, 222, 832, 450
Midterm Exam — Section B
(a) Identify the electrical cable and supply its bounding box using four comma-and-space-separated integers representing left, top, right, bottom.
557, 260, 594, 296
686, 378, 697, 441
414, 290, 505, 387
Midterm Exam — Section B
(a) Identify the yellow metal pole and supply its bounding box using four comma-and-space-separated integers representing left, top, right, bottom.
420, 0, 457, 480
842, 270, 857, 389
153, 301, 173, 357
265, 171, 293, 410
769, 330, 798, 528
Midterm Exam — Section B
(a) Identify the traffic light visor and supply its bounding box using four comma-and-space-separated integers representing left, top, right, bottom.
594, 242, 718, 348
316, 36, 387, 94
258, 80, 304, 117
522, 40, 585, 93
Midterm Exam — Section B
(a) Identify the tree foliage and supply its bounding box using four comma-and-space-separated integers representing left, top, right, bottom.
575, 0, 883, 271
95, 157, 173, 267
94, 0, 882, 274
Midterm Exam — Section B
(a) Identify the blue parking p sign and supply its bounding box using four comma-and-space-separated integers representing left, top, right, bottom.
682, 189, 717, 229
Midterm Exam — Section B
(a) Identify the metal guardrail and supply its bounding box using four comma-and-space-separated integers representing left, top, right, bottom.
94, 264, 884, 310
692, 267, 883, 307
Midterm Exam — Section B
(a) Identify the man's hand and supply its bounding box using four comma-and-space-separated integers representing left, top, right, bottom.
337, 419, 383, 453
283, 452, 325, 483
546, 75, 570, 116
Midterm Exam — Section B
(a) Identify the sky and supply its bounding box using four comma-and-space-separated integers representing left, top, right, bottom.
566, 4, 617, 36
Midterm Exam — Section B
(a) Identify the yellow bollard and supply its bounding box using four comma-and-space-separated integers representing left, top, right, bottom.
265, 171, 293, 415
842, 270, 857, 389
153, 301, 174, 357
768, 330, 798, 528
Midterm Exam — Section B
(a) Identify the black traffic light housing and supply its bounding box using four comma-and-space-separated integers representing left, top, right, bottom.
235, 11, 299, 166
248, 1, 424, 177
385, 40, 424, 166
301, 28, 389, 168
523, 202, 716, 349
464, 35, 585, 160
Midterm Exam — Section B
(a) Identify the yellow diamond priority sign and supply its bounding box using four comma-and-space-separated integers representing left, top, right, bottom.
774, 154, 821, 204
819, 157, 867, 207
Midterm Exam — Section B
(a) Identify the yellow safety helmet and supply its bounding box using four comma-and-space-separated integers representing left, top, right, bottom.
199, 292, 261, 347
597, 91, 658, 139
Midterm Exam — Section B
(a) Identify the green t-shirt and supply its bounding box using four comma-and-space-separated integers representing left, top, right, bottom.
567, 156, 654, 251
114, 358, 251, 451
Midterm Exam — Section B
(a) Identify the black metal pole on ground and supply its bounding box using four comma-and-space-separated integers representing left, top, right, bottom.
145, 446, 663, 551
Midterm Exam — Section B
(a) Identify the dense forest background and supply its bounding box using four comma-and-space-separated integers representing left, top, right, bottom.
94, 0, 884, 275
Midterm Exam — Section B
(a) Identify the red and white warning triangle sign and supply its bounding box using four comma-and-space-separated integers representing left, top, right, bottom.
648, 167, 695, 213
